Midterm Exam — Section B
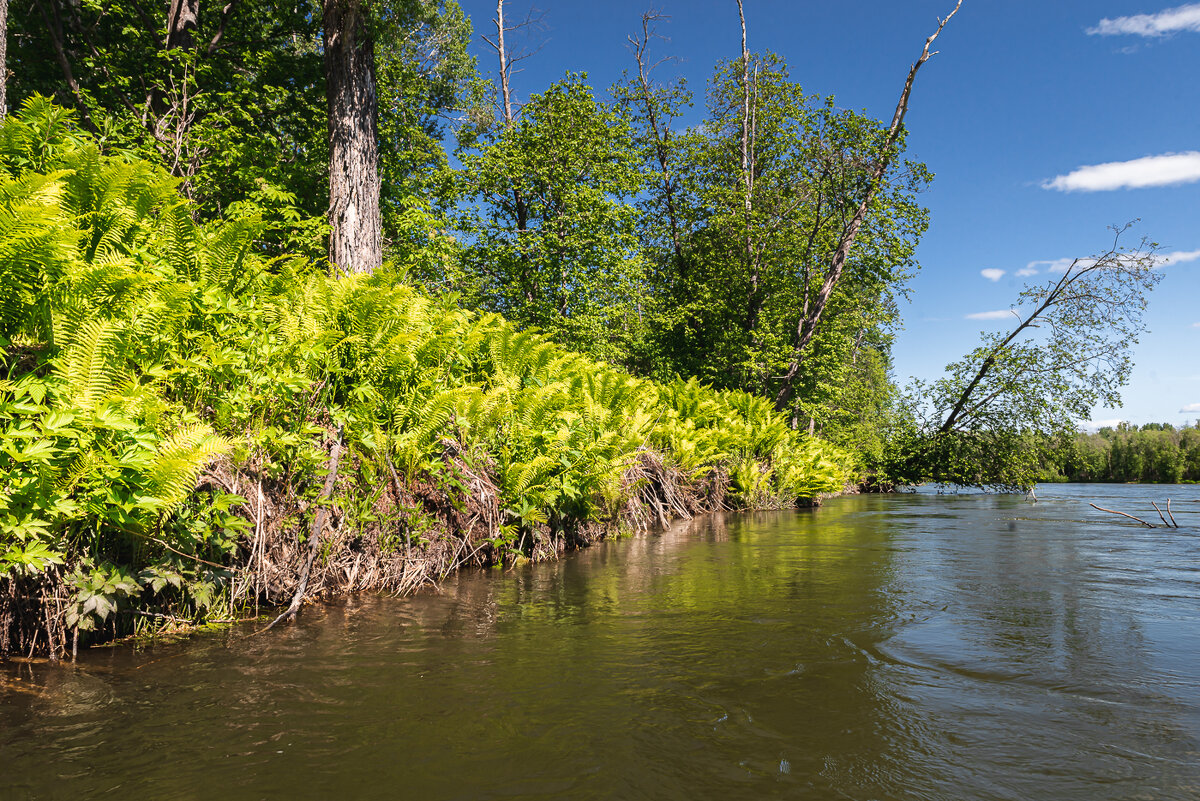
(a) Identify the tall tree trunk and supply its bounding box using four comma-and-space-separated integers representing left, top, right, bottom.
485, 0, 533, 300
1, 0, 8, 120
630, 12, 684, 276
736, 0, 761, 335
324, 0, 382, 274
494, 0, 514, 127
773, 0, 962, 414
166, 0, 198, 50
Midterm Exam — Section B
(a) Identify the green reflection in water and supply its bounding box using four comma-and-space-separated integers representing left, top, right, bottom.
3, 486, 1199, 801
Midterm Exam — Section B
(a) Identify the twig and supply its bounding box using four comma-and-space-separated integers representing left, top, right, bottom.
261, 426, 344, 633
384, 452, 411, 550
1151, 502, 1170, 528
1167, 498, 1179, 528
1089, 503, 1154, 528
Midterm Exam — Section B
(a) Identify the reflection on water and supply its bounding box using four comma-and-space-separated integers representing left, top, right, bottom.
3, 484, 1199, 800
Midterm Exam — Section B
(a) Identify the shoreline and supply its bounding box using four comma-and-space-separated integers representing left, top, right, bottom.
2, 447, 842, 663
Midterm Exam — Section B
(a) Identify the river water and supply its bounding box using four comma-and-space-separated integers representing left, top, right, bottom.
2, 484, 1199, 800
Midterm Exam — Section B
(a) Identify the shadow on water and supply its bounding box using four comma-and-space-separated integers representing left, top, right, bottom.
3, 484, 1199, 800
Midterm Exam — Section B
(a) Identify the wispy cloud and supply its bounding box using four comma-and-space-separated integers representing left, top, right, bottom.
1181, 403, 1200, 413
1088, 3, 1200, 37
1026, 257, 1092, 273
1155, 248, 1200, 266
1017, 249, 1197, 275
1192, 322, 1200, 328
966, 309, 1016, 321
980, 268, 1005, 282
1044, 152, 1200, 191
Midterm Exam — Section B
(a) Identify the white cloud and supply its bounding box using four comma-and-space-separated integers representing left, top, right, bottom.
980, 268, 1006, 282
1026, 257, 1093, 273
1044, 152, 1200, 192
1193, 322, 1200, 328
1016, 267, 1039, 277
1088, 3, 1200, 37
1181, 403, 1200, 413
966, 309, 1016, 321
1155, 248, 1200, 266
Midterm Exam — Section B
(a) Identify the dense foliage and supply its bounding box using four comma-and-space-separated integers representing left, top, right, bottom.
887, 230, 1162, 492
0, 102, 850, 654
8, 0, 480, 260
1044, 423, 1200, 484
4, 2, 1162, 656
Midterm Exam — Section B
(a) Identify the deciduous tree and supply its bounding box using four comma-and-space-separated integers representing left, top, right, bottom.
904, 224, 1162, 490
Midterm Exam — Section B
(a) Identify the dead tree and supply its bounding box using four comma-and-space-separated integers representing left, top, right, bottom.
480, 0, 545, 302
735, 0, 764, 336
627, 11, 684, 271
773, 0, 963, 414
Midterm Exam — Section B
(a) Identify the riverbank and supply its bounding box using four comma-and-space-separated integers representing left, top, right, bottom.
2, 443, 838, 661
1, 107, 854, 661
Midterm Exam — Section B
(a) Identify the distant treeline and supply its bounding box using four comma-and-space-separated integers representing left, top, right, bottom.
1045, 423, 1200, 484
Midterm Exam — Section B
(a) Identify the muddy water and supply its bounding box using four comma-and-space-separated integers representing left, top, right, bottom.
3, 484, 1199, 800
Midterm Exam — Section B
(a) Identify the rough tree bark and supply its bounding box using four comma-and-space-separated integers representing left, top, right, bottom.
166, 0, 199, 50
773, 0, 962, 414
324, 0, 383, 274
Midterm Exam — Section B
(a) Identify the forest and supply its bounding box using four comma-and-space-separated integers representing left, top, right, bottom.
0, 0, 1165, 659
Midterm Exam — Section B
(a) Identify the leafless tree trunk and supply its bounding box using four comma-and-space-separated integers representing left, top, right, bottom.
628, 12, 683, 271
735, 0, 763, 335
493, 0, 515, 126
773, 0, 963, 414
482, 0, 542, 301
324, 0, 382, 274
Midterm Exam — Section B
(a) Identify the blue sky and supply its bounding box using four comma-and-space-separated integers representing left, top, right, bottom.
456, 0, 1200, 428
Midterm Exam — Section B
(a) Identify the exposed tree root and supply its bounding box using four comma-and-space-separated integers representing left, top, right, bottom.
2, 441, 817, 660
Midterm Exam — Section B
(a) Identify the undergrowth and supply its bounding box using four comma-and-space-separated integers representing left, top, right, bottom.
0, 99, 852, 660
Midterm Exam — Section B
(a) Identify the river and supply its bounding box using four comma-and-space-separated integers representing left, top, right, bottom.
2, 483, 1198, 800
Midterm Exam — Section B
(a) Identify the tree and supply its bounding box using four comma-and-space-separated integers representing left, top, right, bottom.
458, 75, 647, 362
12, 0, 479, 268
772, 0, 962, 414
12, 0, 328, 222
631, 54, 928, 427
374, 0, 483, 276
906, 224, 1162, 490
324, 0, 382, 274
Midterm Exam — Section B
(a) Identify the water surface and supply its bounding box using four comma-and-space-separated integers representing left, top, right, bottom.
3, 484, 1199, 800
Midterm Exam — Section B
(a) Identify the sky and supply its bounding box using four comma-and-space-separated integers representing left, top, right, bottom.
455, 0, 1200, 428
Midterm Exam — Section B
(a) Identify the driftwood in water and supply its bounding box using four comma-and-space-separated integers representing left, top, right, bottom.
1090, 499, 1185, 529
262, 426, 345, 632
1089, 503, 1154, 528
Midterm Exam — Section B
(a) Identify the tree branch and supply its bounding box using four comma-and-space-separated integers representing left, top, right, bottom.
774, 0, 963, 412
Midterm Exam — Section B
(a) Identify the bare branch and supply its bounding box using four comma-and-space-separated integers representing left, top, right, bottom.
774, 0, 963, 412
